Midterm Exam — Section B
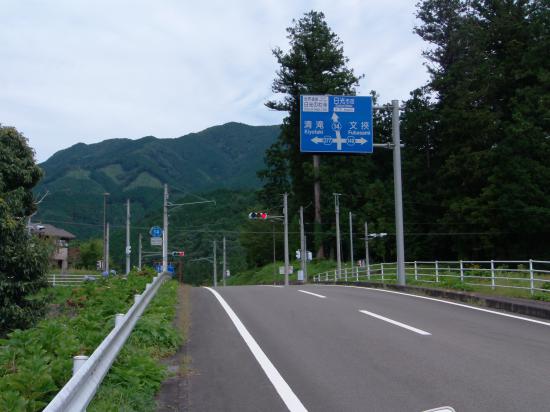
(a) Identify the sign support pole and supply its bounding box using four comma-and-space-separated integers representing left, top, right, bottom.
334, 193, 342, 277
391, 100, 406, 285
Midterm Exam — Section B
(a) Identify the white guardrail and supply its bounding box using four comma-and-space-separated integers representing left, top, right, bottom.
313, 259, 550, 295
43, 272, 168, 412
47, 273, 90, 286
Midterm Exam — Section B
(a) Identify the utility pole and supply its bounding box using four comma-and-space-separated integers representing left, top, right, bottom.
334, 193, 342, 276
349, 211, 354, 272
392, 100, 406, 285
272, 223, 276, 284
105, 222, 110, 274
125, 199, 131, 275
213, 240, 217, 287
300, 206, 307, 282
138, 233, 142, 271
283, 193, 289, 286
162, 184, 168, 273
102, 192, 109, 272
222, 236, 227, 287
364, 221, 370, 277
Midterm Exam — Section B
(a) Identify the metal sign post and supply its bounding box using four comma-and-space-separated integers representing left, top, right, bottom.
300, 95, 406, 286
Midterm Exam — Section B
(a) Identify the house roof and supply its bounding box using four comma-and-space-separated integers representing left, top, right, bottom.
30, 223, 76, 240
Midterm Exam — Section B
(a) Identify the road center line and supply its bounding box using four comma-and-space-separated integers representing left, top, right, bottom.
331, 285, 550, 327
204, 287, 307, 412
359, 309, 431, 336
298, 290, 326, 299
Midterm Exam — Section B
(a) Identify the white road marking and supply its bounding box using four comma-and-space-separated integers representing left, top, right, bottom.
204, 287, 307, 412
263, 285, 284, 288
329, 285, 550, 327
359, 309, 431, 336
298, 290, 326, 299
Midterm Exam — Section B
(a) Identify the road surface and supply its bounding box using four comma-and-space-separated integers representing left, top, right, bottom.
184, 284, 550, 411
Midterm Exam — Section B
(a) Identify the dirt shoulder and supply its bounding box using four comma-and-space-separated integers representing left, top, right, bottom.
155, 283, 192, 411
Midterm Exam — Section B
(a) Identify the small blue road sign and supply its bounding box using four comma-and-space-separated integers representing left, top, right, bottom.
300, 95, 373, 154
149, 226, 163, 238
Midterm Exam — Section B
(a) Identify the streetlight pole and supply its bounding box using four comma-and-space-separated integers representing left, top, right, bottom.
334, 193, 342, 276
300, 206, 307, 282
349, 211, 354, 272
283, 193, 289, 286
364, 221, 370, 277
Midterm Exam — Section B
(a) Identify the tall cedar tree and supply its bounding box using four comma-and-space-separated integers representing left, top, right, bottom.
0, 126, 50, 335
408, 0, 550, 258
260, 11, 365, 257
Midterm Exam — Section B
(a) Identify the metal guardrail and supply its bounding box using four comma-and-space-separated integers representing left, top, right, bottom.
43, 272, 168, 412
313, 260, 550, 295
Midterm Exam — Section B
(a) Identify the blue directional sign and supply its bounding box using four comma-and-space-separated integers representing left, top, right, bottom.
300, 95, 373, 154
149, 226, 163, 238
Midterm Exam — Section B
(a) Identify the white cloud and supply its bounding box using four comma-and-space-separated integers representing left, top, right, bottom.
0, 0, 429, 162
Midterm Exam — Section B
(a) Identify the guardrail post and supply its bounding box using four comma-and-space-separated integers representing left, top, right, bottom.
490, 260, 495, 290
414, 261, 418, 281
73, 355, 89, 376
460, 260, 464, 282
115, 313, 125, 328
529, 259, 534, 295
435, 260, 439, 283
381, 263, 385, 282
134, 294, 141, 303
356, 267, 359, 282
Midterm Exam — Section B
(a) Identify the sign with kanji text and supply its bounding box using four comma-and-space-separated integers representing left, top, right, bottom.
300, 95, 373, 154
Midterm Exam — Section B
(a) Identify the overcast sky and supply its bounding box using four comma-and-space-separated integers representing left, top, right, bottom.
1, 0, 430, 163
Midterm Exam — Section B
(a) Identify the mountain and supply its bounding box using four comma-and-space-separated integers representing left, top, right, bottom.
34, 122, 280, 238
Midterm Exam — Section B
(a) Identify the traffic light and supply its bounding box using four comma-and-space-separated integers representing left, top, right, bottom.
171, 251, 185, 257
248, 211, 268, 220
295, 250, 301, 259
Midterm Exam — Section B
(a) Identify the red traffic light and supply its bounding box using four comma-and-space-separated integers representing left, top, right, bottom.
248, 211, 268, 220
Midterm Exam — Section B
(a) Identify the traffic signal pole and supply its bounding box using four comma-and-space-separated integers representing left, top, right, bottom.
334, 193, 342, 277
283, 193, 289, 286
138, 233, 142, 271
349, 211, 354, 272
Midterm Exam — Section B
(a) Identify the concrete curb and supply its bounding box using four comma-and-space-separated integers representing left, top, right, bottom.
317, 281, 550, 320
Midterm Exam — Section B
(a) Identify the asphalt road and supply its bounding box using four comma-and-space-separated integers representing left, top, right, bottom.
185, 284, 550, 412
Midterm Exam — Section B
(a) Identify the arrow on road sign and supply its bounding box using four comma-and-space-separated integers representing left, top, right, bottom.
310, 137, 369, 146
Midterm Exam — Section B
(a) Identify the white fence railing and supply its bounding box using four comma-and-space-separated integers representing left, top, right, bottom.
47, 273, 92, 286
43, 272, 168, 412
312, 260, 550, 296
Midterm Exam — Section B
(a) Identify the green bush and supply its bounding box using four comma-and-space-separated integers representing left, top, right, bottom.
0, 271, 180, 411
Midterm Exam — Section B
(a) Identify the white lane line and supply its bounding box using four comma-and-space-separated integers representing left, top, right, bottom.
263, 285, 284, 288
298, 290, 326, 299
329, 285, 550, 327
359, 309, 431, 336
204, 287, 307, 412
